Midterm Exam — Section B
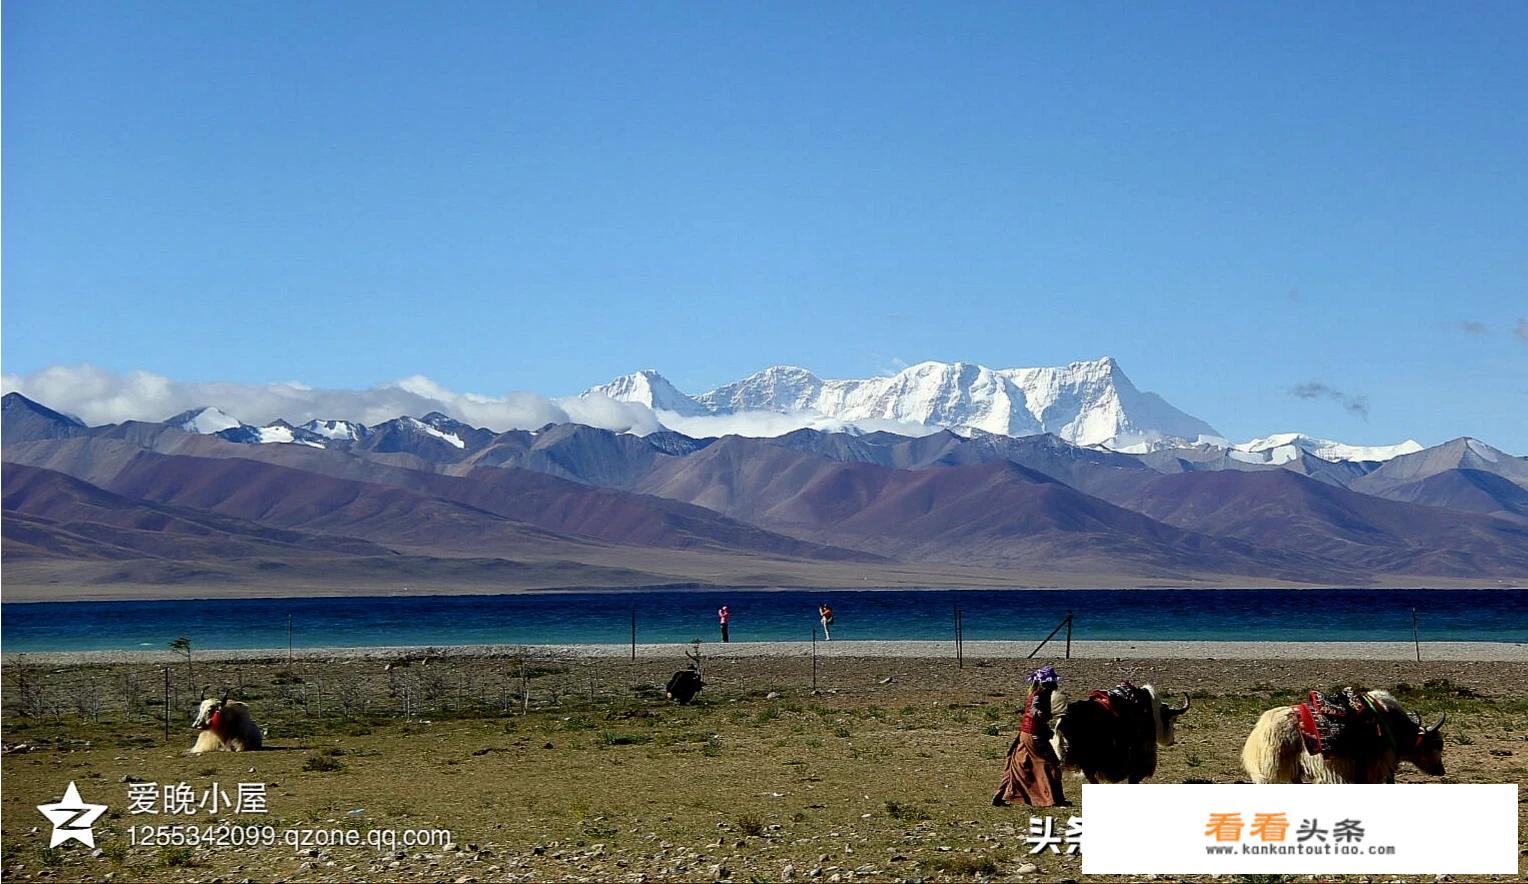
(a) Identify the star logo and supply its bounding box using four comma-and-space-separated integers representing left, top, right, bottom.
36, 781, 108, 848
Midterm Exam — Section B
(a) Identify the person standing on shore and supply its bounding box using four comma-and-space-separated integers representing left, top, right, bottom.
818, 603, 834, 640
718, 604, 731, 643
993, 665, 1067, 807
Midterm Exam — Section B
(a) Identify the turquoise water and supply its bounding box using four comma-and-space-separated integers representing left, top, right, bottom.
2, 588, 1524, 652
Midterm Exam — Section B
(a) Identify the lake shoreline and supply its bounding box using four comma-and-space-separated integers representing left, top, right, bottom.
7, 638, 1526, 666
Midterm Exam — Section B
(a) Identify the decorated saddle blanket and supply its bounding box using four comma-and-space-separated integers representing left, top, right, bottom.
1088, 681, 1150, 718
1295, 688, 1380, 757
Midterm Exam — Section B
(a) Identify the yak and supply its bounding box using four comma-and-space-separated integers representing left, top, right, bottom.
1050, 683, 1189, 784
1242, 688, 1445, 784
189, 692, 263, 754
664, 669, 704, 705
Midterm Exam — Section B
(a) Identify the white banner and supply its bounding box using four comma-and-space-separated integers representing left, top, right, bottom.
1081, 783, 1519, 875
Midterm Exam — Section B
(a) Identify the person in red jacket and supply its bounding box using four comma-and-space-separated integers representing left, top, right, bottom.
718, 604, 731, 643
993, 665, 1067, 806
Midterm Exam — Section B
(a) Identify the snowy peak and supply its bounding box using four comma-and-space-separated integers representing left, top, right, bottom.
301, 419, 370, 442
1233, 433, 1424, 465
998, 358, 1218, 448
212, 419, 328, 448
588, 358, 1216, 446
584, 370, 709, 416
695, 365, 826, 413
168, 406, 242, 435
683, 358, 1216, 447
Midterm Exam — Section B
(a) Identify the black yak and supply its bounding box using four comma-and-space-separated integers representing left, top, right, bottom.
1050, 682, 1189, 783
664, 669, 704, 704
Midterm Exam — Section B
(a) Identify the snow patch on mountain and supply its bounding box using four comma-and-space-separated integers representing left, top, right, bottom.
302, 419, 369, 441
171, 406, 243, 435
406, 417, 465, 448
1233, 433, 1423, 464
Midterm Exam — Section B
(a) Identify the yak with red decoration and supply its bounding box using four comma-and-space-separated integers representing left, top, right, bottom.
189, 690, 264, 754
1241, 687, 1445, 783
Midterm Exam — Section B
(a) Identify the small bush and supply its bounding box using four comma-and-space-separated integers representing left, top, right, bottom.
600, 730, 652, 746
735, 813, 765, 837
100, 841, 128, 864
833, 725, 851, 738
303, 754, 344, 772
883, 799, 931, 821
160, 846, 196, 867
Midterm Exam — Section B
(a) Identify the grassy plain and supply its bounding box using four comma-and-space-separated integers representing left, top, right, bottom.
3, 653, 1524, 882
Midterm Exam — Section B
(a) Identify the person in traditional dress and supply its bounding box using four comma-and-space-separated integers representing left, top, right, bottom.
993, 665, 1068, 807
818, 603, 834, 640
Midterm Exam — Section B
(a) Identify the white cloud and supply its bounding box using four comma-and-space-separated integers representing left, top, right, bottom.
1, 363, 937, 439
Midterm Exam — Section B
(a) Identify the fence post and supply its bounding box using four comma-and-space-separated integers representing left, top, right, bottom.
1065, 612, 1073, 660
811, 627, 818, 691
287, 614, 293, 667
955, 602, 964, 669
630, 608, 637, 662
1026, 614, 1074, 660
162, 667, 171, 743
1411, 608, 1421, 663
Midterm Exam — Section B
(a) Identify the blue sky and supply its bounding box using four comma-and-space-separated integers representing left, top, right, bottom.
4, 2, 1525, 447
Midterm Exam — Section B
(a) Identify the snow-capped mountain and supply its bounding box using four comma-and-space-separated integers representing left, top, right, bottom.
302, 419, 371, 442
166, 408, 327, 448
583, 370, 709, 417
593, 358, 1220, 448
145, 360, 1470, 466
1231, 433, 1424, 465
168, 406, 243, 435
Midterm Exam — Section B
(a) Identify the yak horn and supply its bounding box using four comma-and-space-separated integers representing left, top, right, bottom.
1175, 695, 1192, 714
199, 685, 210, 701
219, 691, 229, 706
1428, 713, 1446, 732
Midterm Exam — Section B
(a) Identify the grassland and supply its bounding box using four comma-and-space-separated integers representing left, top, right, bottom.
2, 653, 1524, 882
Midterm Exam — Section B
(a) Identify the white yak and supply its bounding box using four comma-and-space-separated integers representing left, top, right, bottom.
189, 694, 264, 754
1241, 689, 1444, 784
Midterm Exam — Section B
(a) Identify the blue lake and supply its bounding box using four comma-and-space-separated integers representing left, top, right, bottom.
2, 588, 1524, 652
